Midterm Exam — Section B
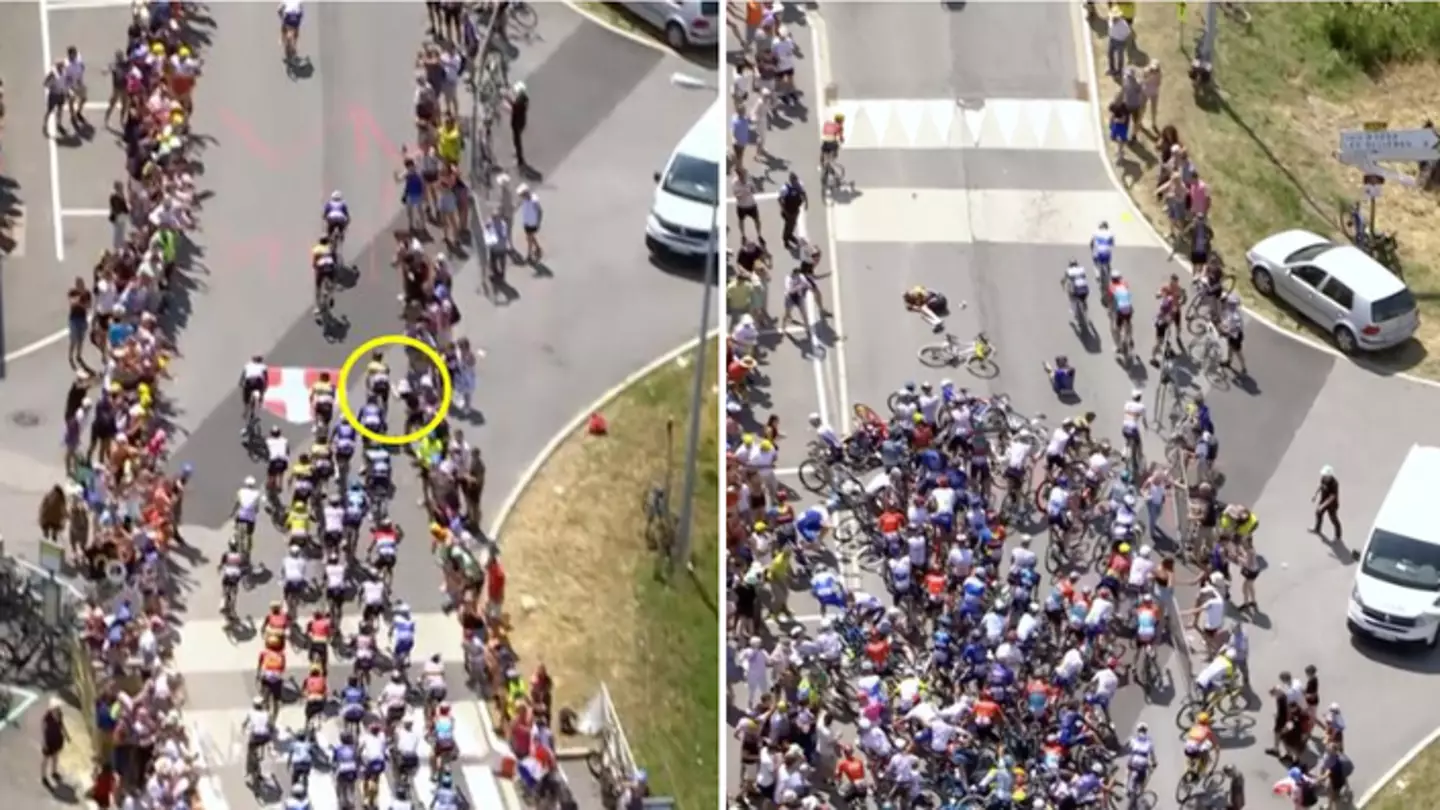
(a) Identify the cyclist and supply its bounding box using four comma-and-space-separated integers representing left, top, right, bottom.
286, 500, 312, 549
1110, 271, 1135, 354
1183, 712, 1218, 777
379, 671, 409, 728
338, 675, 368, 735
217, 539, 246, 614
321, 493, 345, 553
256, 645, 287, 710
1132, 593, 1161, 666
281, 542, 308, 613
431, 702, 459, 773
394, 715, 423, 785
311, 235, 336, 315
309, 372, 336, 432
261, 601, 290, 648
370, 518, 400, 581
820, 111, 845, 177
365, 352, 391, 401
807, 412, 844, 465
1062, 259, 1089, 321
1043, 354, 1075, 395
1124, 721, 1156, 793
391, 601, 417, 669
242, 694, 274, 775
323, 190, 350, 243
365, 443, 393, 502
341, 480, 367, 546
277, 1, 304, 58
358, 396, 386, 440
264, 427, 290, 498
1091, 220, 1115, 293
1195, 646, 1238, 703
433, 772, 462, 810
290, 452, 315, 505
239, 354, 268, 429
358, 721, 389, 800
902, 285, 947, 330
332, 419, 358, 481
311, 434, 335, 490
332, 729, 360, 806
231, 475, 262, 549
1120, 389, 1147, 456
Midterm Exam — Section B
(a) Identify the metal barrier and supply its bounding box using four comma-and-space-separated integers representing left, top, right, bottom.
467, 2, 509, 279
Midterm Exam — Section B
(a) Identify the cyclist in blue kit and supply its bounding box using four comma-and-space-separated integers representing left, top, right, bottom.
323, 190, 350, 242
391, 601, 416, 667
1091, 219, 1115, 291
332, 729, 360, 806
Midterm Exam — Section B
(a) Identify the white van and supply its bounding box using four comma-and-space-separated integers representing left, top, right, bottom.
645, 99, 720, 259
1348, 444, 1440, 647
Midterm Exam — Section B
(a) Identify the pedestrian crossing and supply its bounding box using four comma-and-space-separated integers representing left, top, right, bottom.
186, 701, 505, 810
829, 188, 1154, 245
830, 98, 1097, 152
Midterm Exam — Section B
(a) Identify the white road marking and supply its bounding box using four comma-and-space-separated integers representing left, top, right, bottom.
829, 98, 1097, 152
758, 324, 810, 339
60, 207, 109, 217
82, 100, 109, 111
2, 328, 68, 362
774, 466, 801, 477
44, 0, 133, 10
37, 0, 66, 262
829, 188, 1157, 244
809, 10, 861, 593
727, 191, 781, 204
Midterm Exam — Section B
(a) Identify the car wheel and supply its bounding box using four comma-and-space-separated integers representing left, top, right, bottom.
1251, 266, 1274, 296
1333, 326, 1358, 355
665, 22, 687, 49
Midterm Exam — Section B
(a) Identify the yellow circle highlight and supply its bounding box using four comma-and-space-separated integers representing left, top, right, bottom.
337, 334, 453, 446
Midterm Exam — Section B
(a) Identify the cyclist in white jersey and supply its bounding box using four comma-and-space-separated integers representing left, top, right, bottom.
380, 671, 409, 724
1003, 439, 1031, 486
360, 579, 387, 623
321, 494, 345, 550
323, 554, 347, 606
1063, 259, 1090, 319
233, 476, 262, 541
808, 413, 843, 462
1125, 722, 1155, 783
393, 716, 422, 776
1091, 221, 1115, 283
240, 354, 268, 417
1121, 390, 1147, 449
1045, 423, 1072, 470
282, 544, 308, 602
265, 428, 290, 482
243, 695, 273, 748
423, 653, 448, 705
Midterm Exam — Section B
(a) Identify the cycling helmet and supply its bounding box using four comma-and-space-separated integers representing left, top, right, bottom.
1196, 712, 1211, 724
1227, 292, 1241, 305
1068, 259, 1080, 268
921, 381, 933, 391
292, 784, 306, 798
808, 412, 821, 425
1112, 271, 1124, 281
1091, 763, 1104, 775
243, 475, 256, 487
330, 190, 343, 202
1138, 545, 1152, 558
1288, 766, 1303, 781
1056, 474, 1070, 488
1098, 220, 1109, 230
1135, 722, 1148, 734
1131, 388, 1143, 401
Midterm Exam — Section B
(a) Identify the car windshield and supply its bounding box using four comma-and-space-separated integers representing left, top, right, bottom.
1283, 242, 1336, 264
662, 154, 720, 206
1372, 288, 1418, 322
1363, 528, 1440, 591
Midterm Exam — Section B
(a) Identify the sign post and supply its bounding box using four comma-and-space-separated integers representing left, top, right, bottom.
1336, 122, 1439, 243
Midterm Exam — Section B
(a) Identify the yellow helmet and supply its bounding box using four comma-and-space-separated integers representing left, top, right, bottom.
429, 523, 446, 537
1196, 712, 1211, 725
833, 111, 845, 123
759, 440, 774, 451
1118, 543, 1131, 554
912, 412, 923, 423
741, 433, 754, 445
754, 521, 768, 532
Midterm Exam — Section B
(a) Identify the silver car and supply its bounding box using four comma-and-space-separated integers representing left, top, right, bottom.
619, 1, 719, 49
1246, 229, 1419, 354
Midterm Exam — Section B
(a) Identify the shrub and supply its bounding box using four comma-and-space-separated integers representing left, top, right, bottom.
1318, 2, 1440, 75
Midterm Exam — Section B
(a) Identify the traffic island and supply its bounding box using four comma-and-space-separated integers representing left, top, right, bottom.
498, 343, 718, 809
1086, 2, 1440, 377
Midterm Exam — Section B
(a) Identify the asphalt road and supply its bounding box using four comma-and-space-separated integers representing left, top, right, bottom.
728, 1, 1440, 804
1, 3, 714, 808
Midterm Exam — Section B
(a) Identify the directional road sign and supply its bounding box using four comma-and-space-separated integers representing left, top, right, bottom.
1338, 127, 1440, 163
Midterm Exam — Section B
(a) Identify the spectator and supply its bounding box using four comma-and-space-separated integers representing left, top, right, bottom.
1106, 6, 1132, 77
40, 698, 72, 785
1312, 466, 1342, 541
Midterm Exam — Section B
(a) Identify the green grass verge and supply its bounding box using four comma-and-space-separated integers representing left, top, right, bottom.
621, 343, 720, 809
1367, 734, 1440, 809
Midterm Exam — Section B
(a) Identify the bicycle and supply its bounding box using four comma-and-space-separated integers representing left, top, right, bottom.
243, 387, 262, 445
820, 155, 846, 194
643, 485, 677, 554
1191, 320, 1224, 380
506, 1, 538, 36
316, 274, 336, 323
917, 332, 998, 376
1176, 753, 1221, 805
1340, 199, 1403, 275
1175, 682, 1245, 730
1184, 275, 1234, 334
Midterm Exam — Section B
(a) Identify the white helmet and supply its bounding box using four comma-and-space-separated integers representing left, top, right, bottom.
1131, 389, 1143, 401
1137, 545, 1152, 558
330, 190, 343, 202
808, 413, 821, 425
244, 475, 256, 487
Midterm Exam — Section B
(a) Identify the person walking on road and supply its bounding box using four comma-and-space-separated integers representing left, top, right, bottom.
1311, 466, 1342, 542
43, 61, 68, 138
517, 184, 542, 263
732, 167, 763, 244
66, 277, 94, 371
507, 81, 529, 169
778, 172, 807, 250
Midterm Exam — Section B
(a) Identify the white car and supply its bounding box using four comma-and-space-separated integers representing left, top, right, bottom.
1246, 229, 1418, 354
1349, 445, 1440, 648
619, 1, 719, 49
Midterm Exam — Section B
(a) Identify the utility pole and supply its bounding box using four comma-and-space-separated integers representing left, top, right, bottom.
1199, 1, 1220, 67
669, 207, 718, 576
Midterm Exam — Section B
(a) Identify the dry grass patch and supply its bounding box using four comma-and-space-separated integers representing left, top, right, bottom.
1088, 2, 1440, 377
502, 343, 719, 809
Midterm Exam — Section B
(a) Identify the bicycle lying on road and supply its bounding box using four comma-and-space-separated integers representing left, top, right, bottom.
917, 331, 999, 376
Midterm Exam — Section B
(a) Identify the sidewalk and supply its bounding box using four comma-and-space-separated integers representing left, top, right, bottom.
0, 696, 95, 810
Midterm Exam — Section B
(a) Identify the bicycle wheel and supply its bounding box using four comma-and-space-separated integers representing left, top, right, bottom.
797, 459, 829, 494
886, 390, 905, 416
1174, 696, 1204, 730
509, 1, 538, 30
834, 514, 862, 543
966, 353, 999, 378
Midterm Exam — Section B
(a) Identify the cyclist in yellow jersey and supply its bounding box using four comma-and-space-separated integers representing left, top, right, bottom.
286, 501, 311, 542
365, 353, 391, 402
311, 235, 336, 314
310, 371, 336, 429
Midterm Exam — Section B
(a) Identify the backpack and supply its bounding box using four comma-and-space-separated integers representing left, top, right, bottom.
1300, 779, 1319, 807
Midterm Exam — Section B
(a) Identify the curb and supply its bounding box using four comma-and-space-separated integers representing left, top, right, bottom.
560, 0, 682, 58
468, 329, 718, 794
1073, 8, 1440, 393
1356, 724, 1440, 807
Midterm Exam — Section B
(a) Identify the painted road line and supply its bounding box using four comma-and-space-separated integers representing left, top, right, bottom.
829, 188, 1157, 245
82, 101, 109, 111
727, 191, 781, 205
37, 0, 66, 262
758, 325, 812, 340
774, 466, 801, 477
60, 208, 109, 218
2, 328, 69, 362
44, 0, 134, 10
0, 684, 41, 730
829, 98, 1097, 152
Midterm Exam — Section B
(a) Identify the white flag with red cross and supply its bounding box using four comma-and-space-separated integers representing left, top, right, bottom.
262, 366, 338, 424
